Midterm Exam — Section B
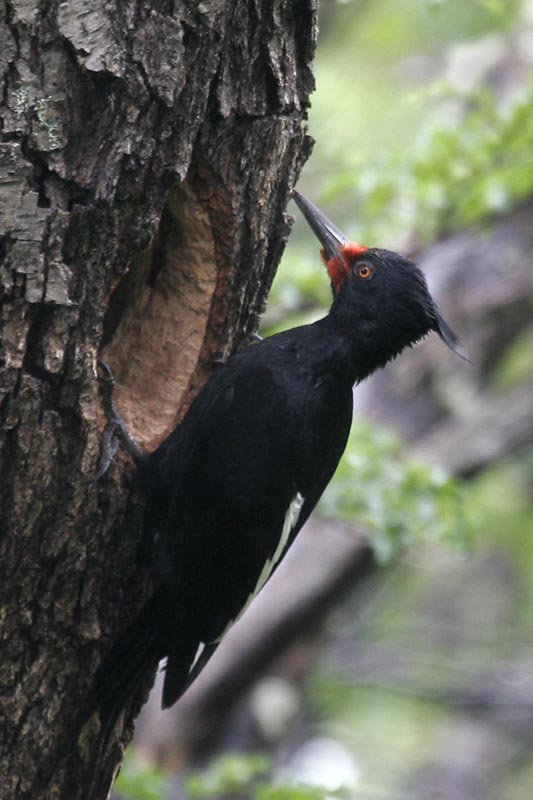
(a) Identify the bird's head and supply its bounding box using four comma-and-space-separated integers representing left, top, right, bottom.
292, 190, 467, 365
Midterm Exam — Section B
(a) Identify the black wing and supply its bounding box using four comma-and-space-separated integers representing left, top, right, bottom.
145, 339, 353, 705
88, 335, 353, 718
148, 358, 298, 634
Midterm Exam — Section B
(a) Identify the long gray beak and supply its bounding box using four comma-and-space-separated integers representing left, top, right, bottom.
292, 190, 348, 261
293, 190, 469, 362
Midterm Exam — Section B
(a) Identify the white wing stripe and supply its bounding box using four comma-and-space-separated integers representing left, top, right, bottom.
252, 491, 304, 597
213, 492, 305, 643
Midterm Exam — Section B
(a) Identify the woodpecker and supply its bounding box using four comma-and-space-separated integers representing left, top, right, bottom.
89, 190, 465, 725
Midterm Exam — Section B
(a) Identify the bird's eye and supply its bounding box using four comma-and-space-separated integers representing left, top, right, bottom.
356, 262, 373, 280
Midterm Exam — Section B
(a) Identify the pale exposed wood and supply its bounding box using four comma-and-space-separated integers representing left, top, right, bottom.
102, 182, 220, 448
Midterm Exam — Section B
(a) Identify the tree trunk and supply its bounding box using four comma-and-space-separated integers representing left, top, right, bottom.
0, 2, 316, 798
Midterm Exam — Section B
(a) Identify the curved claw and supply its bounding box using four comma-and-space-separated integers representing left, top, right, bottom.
91, 422, 120, 482
93, 360, 143, 480
97, 359, 115, 386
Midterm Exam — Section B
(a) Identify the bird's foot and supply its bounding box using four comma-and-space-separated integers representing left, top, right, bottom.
93, 361, 143, 480
92, 420, 120, 482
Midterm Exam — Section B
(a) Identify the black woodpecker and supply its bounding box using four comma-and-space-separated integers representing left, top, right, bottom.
89, 190, 465, 724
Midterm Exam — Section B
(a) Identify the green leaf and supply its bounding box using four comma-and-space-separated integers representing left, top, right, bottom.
186, 753, 272, 798
114, 753, 168, 800
318, 421, 472, 563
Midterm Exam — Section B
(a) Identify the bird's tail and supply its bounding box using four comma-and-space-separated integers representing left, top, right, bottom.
81, 589, 201, 797
85, 584, 203, 725
78, 591, 165, 799
161, 629, 202, 709
86, 591, 164, 728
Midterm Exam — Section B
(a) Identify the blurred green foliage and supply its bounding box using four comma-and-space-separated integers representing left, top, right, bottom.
271, 79, 533, 322
185, 753, 271, 798
257, 789, 336, 800
336, 85, 533, 245
269, 0, 531, 323
117, 751, 345, 800
258, 786, 348, 800
185, 751, 350, 800
319, 421, 472, 563
114, 753, 167, 800
489, 325, 533, 392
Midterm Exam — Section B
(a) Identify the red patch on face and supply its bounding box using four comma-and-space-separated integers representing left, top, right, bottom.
320, 242, 368, 292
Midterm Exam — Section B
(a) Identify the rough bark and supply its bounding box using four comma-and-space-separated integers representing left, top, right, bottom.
0, 2, 316, 799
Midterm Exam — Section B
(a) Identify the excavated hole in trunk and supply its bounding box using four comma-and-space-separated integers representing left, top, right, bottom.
100, 181, 220, 450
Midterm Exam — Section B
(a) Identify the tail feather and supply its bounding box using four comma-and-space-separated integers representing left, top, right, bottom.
81, 592, 165, 800
161, 628, 200, 709
86, 587, 204, 718
87, 591, 164, 725
82, 589, 201, 796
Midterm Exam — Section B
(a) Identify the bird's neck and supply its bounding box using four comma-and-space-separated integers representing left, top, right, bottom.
306, 314, 393, 386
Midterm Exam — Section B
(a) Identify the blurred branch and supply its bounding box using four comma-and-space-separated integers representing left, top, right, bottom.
412, 382, 533, 477
325, 640, 533, 736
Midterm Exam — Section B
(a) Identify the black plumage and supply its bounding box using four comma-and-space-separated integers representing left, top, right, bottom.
89, 190, 464, 725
